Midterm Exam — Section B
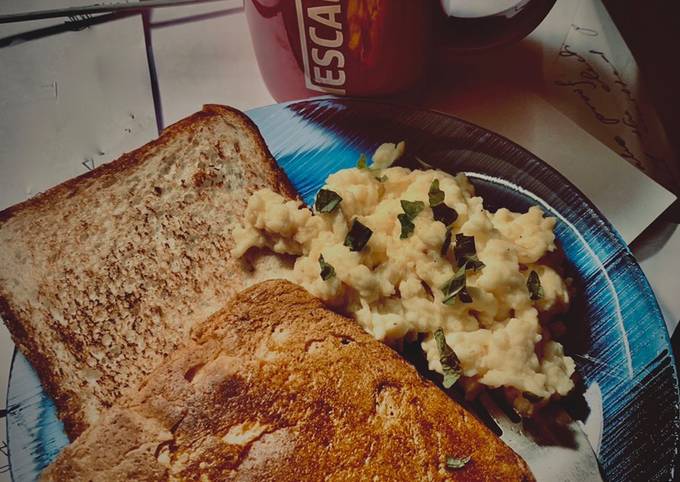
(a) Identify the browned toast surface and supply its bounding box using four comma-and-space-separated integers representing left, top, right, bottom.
0, 105, 297, 438
42, 280, 533, 481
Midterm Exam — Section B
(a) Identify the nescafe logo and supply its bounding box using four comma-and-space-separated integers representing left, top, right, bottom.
295, 0, 347, 94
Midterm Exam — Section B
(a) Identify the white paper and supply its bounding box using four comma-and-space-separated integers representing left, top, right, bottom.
542, 0, 680, 193
0, 8, 157, 209
0, 2, 157, 479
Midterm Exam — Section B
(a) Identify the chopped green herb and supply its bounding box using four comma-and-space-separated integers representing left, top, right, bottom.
465, 257, 485, 272
397, 200, 424, 240
398, 213, 415, 239
432, 203, 458, 226
357, 153, 368, 169
441, 265, 467, 305
458, 287, 473, 303
428, 179, 458, 226
434, 328, 462, 388
428, 179, 445, 207
454, 234, 485, 271
400, 200, 425, 220
318, 255, 336, 280
344, 219, 373, 252
314, 189, 343, 213
454, 234, 475, 262
441, 227, 452, 256
527, 270, 544, 300
445, 455, 471, 470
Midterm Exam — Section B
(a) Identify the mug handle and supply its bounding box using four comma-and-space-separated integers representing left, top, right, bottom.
436, 0, 556, 52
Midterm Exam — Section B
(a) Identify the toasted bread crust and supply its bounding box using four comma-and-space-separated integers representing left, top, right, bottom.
42, 280, 533, 481
0, 105, 296, 224
0, 105, 297, 438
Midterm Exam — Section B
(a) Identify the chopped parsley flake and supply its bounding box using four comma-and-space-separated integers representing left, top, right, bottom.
441, 228, 453, 256
428, 179, 445, 207
344, 219, 373, 252
432, 203, 458, 227
441, 265, 468, 305
314, 189, 342, 213
527, 270, 544, 300
357, 153, 368, 169
398, 213, 415, 239
445, 455, 471, 470
434, 328, 462, 388
454, 234, 485, 271
400, 200, 425, 220
318, 255, 336, 280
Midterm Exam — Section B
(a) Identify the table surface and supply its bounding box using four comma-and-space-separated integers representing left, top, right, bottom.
1, 0, 679, 478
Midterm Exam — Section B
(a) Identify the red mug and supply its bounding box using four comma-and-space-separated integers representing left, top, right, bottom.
246, 0, 556, 102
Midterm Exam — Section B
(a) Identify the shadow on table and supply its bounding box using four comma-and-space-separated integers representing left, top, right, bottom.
0, 3, 243, 49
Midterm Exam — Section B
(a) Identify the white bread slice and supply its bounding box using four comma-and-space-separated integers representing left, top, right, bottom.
41, 280, 534, 481
0, 105, 297, 439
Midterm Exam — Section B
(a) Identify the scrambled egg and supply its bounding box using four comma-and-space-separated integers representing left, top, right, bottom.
232, 143, 575, 402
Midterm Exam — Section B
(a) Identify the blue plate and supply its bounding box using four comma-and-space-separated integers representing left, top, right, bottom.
7, 98, 680, 481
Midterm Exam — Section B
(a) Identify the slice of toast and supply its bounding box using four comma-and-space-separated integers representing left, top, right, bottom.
0, 105, 297, 439
41, 280, 534, 481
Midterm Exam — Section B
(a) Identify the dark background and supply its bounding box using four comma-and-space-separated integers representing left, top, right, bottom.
603, 0, 680, 194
